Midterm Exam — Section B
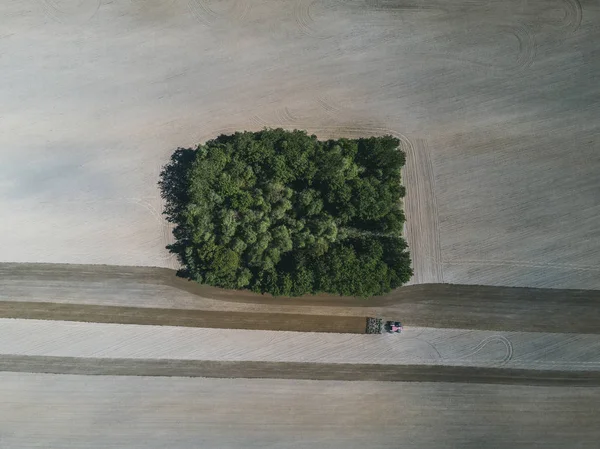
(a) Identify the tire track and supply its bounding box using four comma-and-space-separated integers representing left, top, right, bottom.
560, 0, 583, 32
196, 126, 242, 143
187, 0, 250, 26
293, 0, 337, 39
403, 332, 513, 367
407, 23, 536, 74
402, 138, 444, 284
441, 258, 600, 272
369, 1, 536, 73
369, 0, 493, 12
249, 115, 270, 129
249, 108, 300, 129
316, 95, 344, 115
35, 196, 175, 265
456, 335, 514, 366
38, 0, 100, 24
275, 107, 299, 126
401, 338, 443, 360
294, 0, 320, 38
127, 197, 177, 266
506, 23, 537, 71
513, 334, 583, 363
152, 161, 179, 267
130, 0, 178, 16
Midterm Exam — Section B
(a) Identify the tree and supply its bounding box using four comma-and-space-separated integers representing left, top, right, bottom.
159, 129, 412, 298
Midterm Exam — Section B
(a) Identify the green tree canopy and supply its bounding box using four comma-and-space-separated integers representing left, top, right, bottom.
159, 129, 412, 297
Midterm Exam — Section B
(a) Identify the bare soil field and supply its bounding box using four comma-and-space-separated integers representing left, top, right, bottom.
2, 263, 599, 333
1, 0, 599, 289
1, 319, 599, 371
1, 372, 599, 448
2, 3, 599, 446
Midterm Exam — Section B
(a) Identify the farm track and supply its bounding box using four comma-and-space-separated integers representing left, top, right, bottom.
1, 355, 599, 386
1, 263, 600, 333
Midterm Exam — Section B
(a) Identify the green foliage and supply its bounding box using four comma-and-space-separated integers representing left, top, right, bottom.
159, 129, 412, 298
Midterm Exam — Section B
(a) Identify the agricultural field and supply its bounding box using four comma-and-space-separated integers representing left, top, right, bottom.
1, 0, 598, 290
2, 319, 600, 371
2, 263, 600, 333
1, 373, 600, 449
1, 1, 599, 447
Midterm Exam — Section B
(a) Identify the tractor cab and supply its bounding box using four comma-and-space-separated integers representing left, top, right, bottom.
384, 321, 403, 333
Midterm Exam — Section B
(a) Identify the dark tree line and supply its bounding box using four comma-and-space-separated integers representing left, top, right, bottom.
159, 128, 412, 297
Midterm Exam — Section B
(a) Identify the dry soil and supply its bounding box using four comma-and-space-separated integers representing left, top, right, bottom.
1, 372, 599, 448
1, 0, 599, 289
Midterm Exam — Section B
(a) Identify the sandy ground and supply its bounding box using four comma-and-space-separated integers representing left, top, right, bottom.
2, 263, 600, 333
1, 372, 599, 448
1, 0, 599, 289
1, 319, 599, 371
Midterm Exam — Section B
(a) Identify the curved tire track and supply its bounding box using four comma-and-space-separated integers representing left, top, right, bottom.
130, 0, 178, 16
316, 95, 344, 115
410, 23, 536, 74
560, 0, 583, 32
367, 2, 537, 73
250, 108, 299, 128
275, 107, 299, 125
249, 115, 270, 129
294, 0, 320, 38
38, 0, 100, 24
456, 335, 514, 366
401, 338, 443, 360
126, 197, 177, 266
506, 23, 537, 71
293, 0, 337, 39
187, 0, 250, 26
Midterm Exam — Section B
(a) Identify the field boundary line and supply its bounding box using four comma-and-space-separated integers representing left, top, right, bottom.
2, 355, 600, 385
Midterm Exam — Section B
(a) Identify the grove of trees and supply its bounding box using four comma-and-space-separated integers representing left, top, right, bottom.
159, 129, 412, 297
